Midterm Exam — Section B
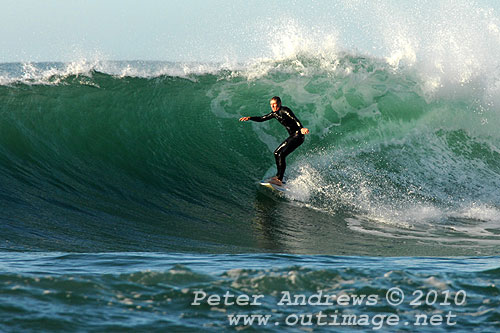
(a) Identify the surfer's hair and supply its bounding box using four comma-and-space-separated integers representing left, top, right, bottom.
270, 96, 281, 105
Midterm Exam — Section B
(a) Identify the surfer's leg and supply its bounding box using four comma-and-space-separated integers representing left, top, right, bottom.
274, 134, 305, 181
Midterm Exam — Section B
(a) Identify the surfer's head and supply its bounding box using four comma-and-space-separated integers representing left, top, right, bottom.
270, 96, 281, 112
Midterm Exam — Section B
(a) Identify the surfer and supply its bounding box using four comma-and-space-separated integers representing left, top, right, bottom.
239, 96, 309, 186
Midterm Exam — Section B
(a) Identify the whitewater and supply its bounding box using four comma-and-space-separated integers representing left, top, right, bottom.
1, 0, 499, 331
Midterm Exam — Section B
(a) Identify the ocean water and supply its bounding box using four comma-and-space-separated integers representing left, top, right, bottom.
2, 1, 500, 331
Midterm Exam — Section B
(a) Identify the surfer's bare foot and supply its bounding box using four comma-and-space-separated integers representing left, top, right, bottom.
269, 177, 283, 186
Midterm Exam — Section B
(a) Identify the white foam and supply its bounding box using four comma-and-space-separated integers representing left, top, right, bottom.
452, 203, 500, 223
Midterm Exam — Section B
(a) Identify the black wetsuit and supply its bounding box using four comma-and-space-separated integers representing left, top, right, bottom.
249, 106, 305, 181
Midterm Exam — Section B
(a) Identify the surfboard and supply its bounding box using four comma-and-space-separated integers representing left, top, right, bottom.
259, 179, 288, 192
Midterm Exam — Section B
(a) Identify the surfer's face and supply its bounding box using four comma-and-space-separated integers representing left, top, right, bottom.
270, 100, 280, 112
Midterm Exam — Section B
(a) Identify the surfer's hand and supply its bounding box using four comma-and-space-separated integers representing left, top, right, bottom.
301, 128, 310, 134
239, 117, 250, 121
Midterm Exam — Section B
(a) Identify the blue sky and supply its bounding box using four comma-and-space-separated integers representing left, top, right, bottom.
1, 0, 297, 62
2, 0, 500, 63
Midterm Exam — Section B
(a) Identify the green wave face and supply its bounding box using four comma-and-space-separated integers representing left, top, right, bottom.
1, 56, 500, 254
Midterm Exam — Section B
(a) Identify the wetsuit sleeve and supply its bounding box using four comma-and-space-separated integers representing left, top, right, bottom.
248, 112, 274, 122
283, 108, 303, 129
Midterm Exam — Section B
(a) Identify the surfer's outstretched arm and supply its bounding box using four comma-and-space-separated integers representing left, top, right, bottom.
239, 112, 274, 122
